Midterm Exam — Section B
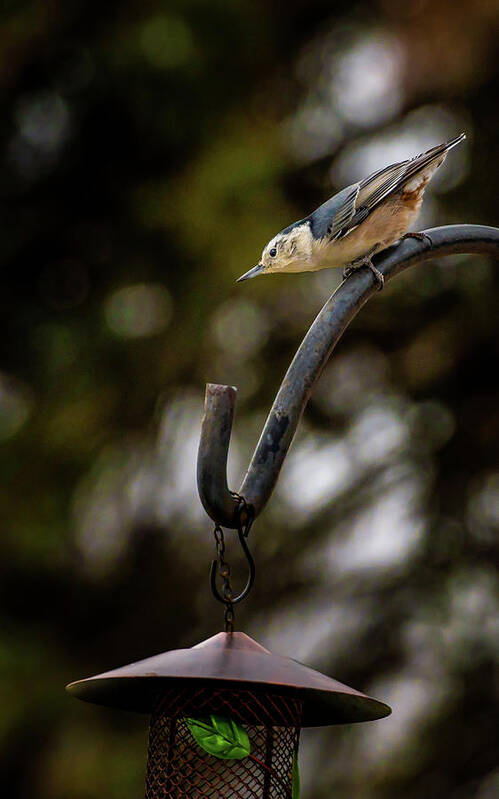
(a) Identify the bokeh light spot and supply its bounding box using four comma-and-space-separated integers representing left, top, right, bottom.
15, 91, 70, 153
334, 32, 404, 127
0, 374, 33, 441
139, 14, 194, 69
467, 471, 499, 542
105, 283, 173, 338
211, 298, 269, 358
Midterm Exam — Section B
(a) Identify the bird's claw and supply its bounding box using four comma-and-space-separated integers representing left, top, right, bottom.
367, 261, 384, 290
403, 231, 433, 248
342, 260, 384, 290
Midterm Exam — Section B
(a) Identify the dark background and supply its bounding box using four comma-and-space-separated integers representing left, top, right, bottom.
0, 1, 498, 797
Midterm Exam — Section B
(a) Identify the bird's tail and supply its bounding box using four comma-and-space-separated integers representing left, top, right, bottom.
421, 132, 466, 159
444, 131, 466, 149
405, 132, 466, 180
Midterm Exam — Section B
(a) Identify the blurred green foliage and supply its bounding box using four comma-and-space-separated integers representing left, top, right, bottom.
0, 0, 498, 797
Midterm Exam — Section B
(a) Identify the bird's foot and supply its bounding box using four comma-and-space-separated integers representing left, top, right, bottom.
365, 260, 384, 290
343, 253, 384, 290
403, 231, 433, 248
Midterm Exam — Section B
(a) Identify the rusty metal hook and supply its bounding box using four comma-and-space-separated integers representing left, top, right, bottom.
197, 224, 499, 528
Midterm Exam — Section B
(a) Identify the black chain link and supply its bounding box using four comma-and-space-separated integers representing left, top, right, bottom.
213, 524, 235, 632
210, 493, 255, 633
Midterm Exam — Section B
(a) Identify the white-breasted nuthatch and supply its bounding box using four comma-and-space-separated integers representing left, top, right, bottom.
237, 133, 466, 289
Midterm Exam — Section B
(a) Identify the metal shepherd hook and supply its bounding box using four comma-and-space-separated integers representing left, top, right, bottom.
197, 225, 499, 530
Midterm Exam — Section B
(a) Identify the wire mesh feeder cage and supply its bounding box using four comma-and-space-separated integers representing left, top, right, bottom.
147, 686, 301, 799
67, 631, 391, 798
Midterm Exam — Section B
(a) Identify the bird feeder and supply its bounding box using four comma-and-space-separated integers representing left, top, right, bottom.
67, 630, 390, 798
67, 470, 391, 799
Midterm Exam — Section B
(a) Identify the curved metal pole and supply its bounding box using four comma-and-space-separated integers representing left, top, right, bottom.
197, 224, 499, 527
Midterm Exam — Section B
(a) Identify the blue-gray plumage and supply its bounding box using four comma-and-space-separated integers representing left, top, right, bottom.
309, 182, 360, 240
237, 133, 466, 288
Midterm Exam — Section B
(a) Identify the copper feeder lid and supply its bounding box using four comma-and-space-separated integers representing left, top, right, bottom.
67, 631, 390, 726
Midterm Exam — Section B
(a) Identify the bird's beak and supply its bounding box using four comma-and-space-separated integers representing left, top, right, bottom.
237, 264, 264, 282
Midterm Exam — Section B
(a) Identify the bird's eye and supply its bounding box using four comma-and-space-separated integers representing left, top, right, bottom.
269, 247, 277, 257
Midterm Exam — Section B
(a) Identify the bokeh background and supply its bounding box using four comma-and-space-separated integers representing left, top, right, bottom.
0, 0, 498, 797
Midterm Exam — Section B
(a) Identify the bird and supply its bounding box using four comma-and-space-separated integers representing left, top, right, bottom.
237, 133, 466, 289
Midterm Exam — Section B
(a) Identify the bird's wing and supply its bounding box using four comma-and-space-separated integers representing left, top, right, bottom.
337, 133, 466, 238
309, 182, 360, 240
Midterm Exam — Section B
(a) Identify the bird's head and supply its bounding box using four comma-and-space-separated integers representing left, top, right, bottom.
237, 223, 313, 281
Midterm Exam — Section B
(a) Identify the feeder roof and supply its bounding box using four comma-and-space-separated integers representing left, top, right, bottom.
66, 631, 390, 726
